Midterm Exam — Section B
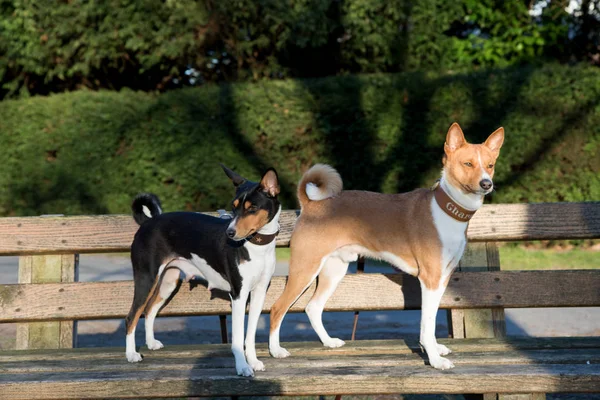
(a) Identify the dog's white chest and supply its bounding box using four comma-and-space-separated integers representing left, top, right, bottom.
431, 197, 467, 277
240, 243, 276, 289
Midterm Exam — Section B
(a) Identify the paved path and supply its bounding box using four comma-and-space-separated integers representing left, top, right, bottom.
1, 255, 599, 350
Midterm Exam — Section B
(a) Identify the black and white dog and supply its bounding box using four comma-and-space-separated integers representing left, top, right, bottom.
125, 165, 281, 377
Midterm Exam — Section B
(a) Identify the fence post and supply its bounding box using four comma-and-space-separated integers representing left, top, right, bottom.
16, 254, 79, 349
448, 242, 544, 400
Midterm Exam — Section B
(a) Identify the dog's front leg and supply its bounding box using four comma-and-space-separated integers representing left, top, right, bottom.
419, 280, 454, 370
244, 284, 269, 372
231, 291, 254, 377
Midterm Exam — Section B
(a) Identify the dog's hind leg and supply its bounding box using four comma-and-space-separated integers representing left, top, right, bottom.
125, 271, 158, 363
144, 266, 180, 351
305, 256, 349, 348
269, 253, 325, 358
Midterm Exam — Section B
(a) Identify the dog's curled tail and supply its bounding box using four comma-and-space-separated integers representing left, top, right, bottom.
131, 193, 163, 225
297, 164, 343, 208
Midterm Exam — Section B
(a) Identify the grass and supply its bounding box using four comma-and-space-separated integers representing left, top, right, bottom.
498, 245, 599, 270
276, 246, 599, 270
276, 247, 291, 261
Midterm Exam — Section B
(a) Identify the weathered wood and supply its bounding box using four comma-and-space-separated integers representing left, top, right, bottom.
2, 365, 597, 400
454, 243, 507, 339
487, 242, 507, 338
2, 335, 597, 397
0, 202, 598, 255
0, 211, 299, 255
3, 348, 600, 374
451, 242, 516, 400
1, 355, 599, 399
15, 255, 78, 349
2, 270, 600, 323
467, 202, 600, 241
3, 337, 600, 362
457, 243, 494, 339
485, 395, 546, 400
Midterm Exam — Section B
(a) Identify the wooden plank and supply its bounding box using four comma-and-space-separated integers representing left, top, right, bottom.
0, 211, 299, 255
488, 243, 507, 338
461, 243, 506, 339
15, 255, 78, 349
451, 242, 513, 400
1, 363, 599, 399
463, 243, 496, 339
467, 202, 600, 241
490, 249, 537, 400
3, 348, 600, 373
0, 203, 598, 255
485, 395, 546, 400
3, 337, 600, 362
449, 243, 507, 339
2, 270, 600, 323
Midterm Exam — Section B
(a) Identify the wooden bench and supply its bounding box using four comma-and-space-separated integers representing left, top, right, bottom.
0, 202, 599, 399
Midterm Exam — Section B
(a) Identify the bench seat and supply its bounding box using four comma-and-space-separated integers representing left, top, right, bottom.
2, 202, 599, 399
2, 337, 599, 399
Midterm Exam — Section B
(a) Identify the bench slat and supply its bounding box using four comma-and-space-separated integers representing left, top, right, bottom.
1, 270, 599, 323
3, 365, 598, 398
3, 347, 600, 373
3, 337, 600, 361
0, 202, 598, 255
1, 339, 599, 398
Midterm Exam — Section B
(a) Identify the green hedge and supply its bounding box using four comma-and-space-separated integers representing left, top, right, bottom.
0, 63, 599, 216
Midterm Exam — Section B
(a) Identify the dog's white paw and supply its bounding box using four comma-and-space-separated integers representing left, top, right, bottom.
430, 356, 455, 370
323, 338, 345, 348
147, 340, 164, 350
269, 346, 291, 358
236, 362, 255, 377
126, 351, 143, 363
437, 343, 452, 356
248, 358, 265, 372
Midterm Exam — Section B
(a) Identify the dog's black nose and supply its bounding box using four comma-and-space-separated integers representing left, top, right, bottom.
226, 228, 236, 238
480, 179, 493, 190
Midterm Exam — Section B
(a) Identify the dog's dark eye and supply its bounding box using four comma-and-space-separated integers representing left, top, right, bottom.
488, 164, 494, 169
464, 162, 473, 168
247, 206, 258, 214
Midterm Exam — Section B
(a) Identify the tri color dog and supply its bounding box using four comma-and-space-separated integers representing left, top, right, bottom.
269, 123, 504, 370
125, 166, 281, 377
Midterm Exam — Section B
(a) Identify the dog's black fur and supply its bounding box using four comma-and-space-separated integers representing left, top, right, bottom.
125, 166, 280, 336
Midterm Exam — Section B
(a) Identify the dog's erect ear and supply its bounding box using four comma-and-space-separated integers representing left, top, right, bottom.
220, 164, 246, 187
444, 122, 467, 154
260, 168, 280, 197
484, 127, 505, 154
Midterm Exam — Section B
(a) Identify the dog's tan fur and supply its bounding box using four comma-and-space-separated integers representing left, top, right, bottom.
270, 122, 504, 369
234, 209, 270, 238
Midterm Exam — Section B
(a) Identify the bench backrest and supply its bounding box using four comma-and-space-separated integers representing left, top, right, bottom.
1, 203, 599, 255
1, 202, 599, 348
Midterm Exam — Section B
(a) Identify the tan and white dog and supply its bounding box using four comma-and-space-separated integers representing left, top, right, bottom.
269, 122, 504, 370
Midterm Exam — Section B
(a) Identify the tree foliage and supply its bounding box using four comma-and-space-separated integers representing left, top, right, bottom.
0, 0, 598, 98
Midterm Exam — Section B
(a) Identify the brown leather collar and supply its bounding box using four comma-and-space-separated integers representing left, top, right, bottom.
432, 182, 477, 222
247, 230, 279, 246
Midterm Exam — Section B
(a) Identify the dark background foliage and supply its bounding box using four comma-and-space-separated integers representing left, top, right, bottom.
0, 1, 598, 216
0, 64, 598, 215
1, 0, 599, 99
